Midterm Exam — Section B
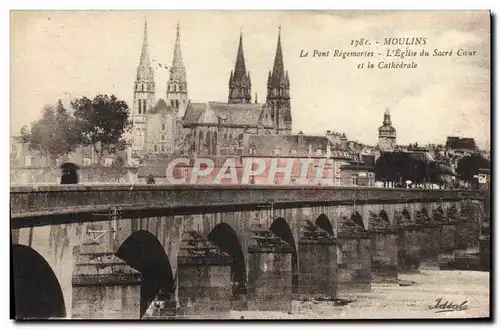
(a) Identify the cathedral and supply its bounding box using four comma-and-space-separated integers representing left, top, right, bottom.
129, 20, 293, 161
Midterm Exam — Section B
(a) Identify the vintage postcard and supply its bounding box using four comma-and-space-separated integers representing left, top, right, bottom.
10, 10, 490, 320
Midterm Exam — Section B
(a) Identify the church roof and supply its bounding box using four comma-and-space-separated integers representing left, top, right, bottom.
148, 99, 174, 114
245, 134, 340, 157
182, 101, 267, 127
182, 102, 205, 123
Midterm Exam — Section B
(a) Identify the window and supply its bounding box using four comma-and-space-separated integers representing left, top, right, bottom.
154, 145, 158, 152
24, 155, 32, 166
161, 145, 165, 152
273, 148, 280, 156
138, 100, 146, 114
175, 100, 179, 108
162, 123, 166, 131
162, 135, 165, 141
290, 149, 297, 155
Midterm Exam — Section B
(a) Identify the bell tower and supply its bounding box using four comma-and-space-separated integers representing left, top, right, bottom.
131, 19, 155, 155
166, 22, 189, 118
266, 27, 292, 135
228, 31, 252, 104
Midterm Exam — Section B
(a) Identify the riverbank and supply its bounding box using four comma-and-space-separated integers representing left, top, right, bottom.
230, 270, 490, 319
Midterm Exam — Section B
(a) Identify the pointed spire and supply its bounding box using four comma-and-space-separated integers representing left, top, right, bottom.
233, 30, 247, 80
139, 18, 151, 68
228, 30, 251, 104
167, 21, 187, 99
271, 26, 285, 85
172, 21, 183, 68
136, 17, 154, 82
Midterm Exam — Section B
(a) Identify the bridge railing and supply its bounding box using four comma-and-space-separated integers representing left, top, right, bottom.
10, 184, 484, 219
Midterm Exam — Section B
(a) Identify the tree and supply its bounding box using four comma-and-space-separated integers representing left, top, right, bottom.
71, 95, 131, 164
20, 100, 79, 166
456, 154, 490, 185
375, 151, 443, 186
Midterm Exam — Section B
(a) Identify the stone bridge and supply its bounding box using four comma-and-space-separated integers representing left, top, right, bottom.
10, 185, 486, 319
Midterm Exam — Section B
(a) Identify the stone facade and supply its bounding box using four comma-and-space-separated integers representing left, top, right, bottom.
11, 184, 486, 319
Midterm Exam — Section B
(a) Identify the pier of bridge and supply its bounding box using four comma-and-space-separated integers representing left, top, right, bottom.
10, 185, 486, 319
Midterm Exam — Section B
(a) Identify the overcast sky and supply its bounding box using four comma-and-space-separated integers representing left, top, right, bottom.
11, 11, 490, 149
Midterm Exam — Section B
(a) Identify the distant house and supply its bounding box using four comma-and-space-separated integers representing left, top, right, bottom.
446, 136, 478, 152
340, 163, 375, 187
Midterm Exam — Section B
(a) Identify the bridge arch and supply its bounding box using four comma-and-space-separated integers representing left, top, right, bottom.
379, 209, 390, 224
416, 206, 430, 223
446, 205, 458, 220
269, 217, 299, 294
207, 223, 247, 302
12, 244, 66, 319
402, 208, 412, 221
351, 211, 365, 230
115, 230, 175, 317
315, 214, 334, 236
432, 206, 445, 221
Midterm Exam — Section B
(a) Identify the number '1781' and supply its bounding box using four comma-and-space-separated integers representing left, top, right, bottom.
351, 38, 369, 47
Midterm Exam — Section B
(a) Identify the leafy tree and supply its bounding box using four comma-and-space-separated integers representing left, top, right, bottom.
456, 154, 490, 184
375, 151, 443, 186
71, 95, 131, 164
20, 100, 79, 166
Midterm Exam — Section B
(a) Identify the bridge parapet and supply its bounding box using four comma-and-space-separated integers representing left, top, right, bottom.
10, 184, 484, 221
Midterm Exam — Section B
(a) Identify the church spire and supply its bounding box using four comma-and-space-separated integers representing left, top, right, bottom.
138, 18, 151, 73
172, 22, 183, 68
270, 26, 285, 86
167, 22, 188, 118
266, 27, 292, 135
132, 17, 155, 156
233, 31, 247, 80
228, 30, 251, 104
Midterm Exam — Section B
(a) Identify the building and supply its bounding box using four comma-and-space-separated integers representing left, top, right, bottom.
130, 21, 185, 160
242, 131, 365, 186
445, 136, 478, 153
130, 22, 293, 161
130, 20, 155, 157
378, 108, 396, 152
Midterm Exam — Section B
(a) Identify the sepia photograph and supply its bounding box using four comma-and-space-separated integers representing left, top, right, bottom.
9, 9, 491, 320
